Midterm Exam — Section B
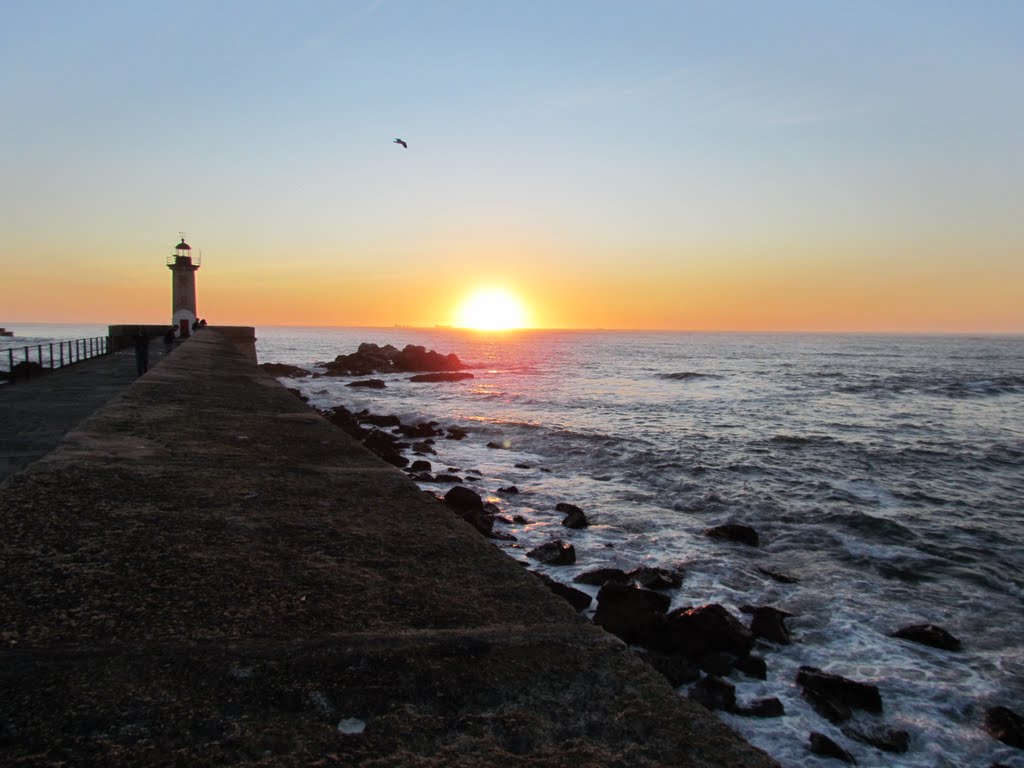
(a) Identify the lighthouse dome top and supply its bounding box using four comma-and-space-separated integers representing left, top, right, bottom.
175, 238, 191, 251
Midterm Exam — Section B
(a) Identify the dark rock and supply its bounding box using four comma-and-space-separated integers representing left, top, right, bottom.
362, 413, 402, 428
408, 372, 475, 383
486, 441, 510, 449
323, 342, 468, 376
757, 566, 799, 584
658, 604, 755, 658
433, 474, 463, 483
740, 605, 793, 644
705, 523, 759, 547
561, 508, 589, 529
526, 540, 576, 566
808, 732, 856, 764
628, 566, 683, 590
392, 344, 468, 373
285, 387, 308, 402
891, 623, 962, 651
320, 405, 369, 439
347, 378, 386, 389
555, 502, 583, 514
689, 675, 736, 712
446, 427, 469, 440
410, 460, 432, 472
639, 651, 701, 686
514, 463, 532, 469
593, 582, 671, 647
984, 705, 1024, 748
410, 441, 436, 455
698, 652, 738, 676
573, 568, 630, 587
443, 486, 493, 536
398, 421, 443, 438
733, 654, 768, 680
511, 514, 528, 524
497, 485, 520, 495
259, 362, 311, 378
487, 530, 517, 542
362, 430, 409, 468
736, 697, 785, 718
803, 688, 853, 724
797, 666, 883, 714
532, 572, 592, 611
842, 725, 911, 753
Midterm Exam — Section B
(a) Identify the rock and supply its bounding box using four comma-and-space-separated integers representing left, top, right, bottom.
392, 344, 468, 373
561, 508, 589, 529
323, 342, 469, 376
628, 566, 683, 590
497, 485, 520, 495
740, 605, 793, 644
639, 651, 700, 686
842, 725, 911, 753
796, 666, 883, 714
689, 675, 736, 712
808, 732, 856, 764
526, 540, 576, 566
573, 568, 630, 587
320, 406, 368, 439
984, 705, 1024, 748
698, 652, 738, 676
362, 413, 402, 428
511, 514, 528, 524
555, 502, 583, 514
757, 566, 799, 584
532, 572, 592, 611
258, 362, 311, 377
443, 486, 493, 536
398, 421, 443, 438
736, 698, 785, 718
410, 459, 432, 472
734, 655, 768, 680
514, 463, 532, 469
802, 688, 853, 724
362, 430, 409, 468
347, 378, 386, 389
446, 427, 469, 440
285, 387, 308, 402
486, 441, 510, 449
658, 604, 756, 658
433, 474, 463, 483
891, 623, 962, 651
593, 582, 671, 647
408, 372, 475, 383
704, 523, 759, 547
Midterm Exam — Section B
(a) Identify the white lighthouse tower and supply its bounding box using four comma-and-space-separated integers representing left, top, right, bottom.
167, 236, 201, 337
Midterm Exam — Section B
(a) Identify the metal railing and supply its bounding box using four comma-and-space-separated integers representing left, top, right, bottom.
1, 336, 111, 381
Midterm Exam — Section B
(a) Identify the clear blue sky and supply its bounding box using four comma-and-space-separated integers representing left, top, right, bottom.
2, 1, 1022, 330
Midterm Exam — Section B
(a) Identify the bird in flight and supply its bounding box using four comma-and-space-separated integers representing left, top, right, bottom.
393, 138, 407, 149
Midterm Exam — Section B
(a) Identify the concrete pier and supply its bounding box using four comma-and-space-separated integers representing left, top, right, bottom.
0, 330, 777, 767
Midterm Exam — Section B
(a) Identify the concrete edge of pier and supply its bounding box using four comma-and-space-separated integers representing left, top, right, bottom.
0, 329, 778, 767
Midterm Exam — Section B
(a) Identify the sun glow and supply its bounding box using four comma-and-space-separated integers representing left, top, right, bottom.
454, 288, 529, 331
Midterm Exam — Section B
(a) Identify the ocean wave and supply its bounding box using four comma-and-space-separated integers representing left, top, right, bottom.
836, 374, 1024, 398
656, 371, 723, 381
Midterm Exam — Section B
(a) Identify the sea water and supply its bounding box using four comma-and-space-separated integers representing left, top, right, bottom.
256, 327, 1024, 768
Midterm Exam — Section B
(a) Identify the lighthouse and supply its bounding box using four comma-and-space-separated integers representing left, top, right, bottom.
167, 236, 201, 337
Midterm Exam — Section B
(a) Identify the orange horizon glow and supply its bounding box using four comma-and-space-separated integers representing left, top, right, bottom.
452, 288, 530, 331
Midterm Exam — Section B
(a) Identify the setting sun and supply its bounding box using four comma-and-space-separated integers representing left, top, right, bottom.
453, 288, 529, 331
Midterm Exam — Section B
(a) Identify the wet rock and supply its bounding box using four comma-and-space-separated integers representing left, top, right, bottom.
555, 502, 583, 514
497, 485, 520, 495
511, 514, 528, 524
593, 582, 671, 647
658, 604, 756, 658
514, 463, 532, 469
984, 705, 1024, 748
526, 540, 576, 566
410, 460, 432, 472
628, 566, 683, 590
323, 342, 468, 376
560, 507, 589, 529
486, 441, 510, 450
398, 422, 442, 438
803, 688, 853, 724
446, 427, 469, 440
639, 651, 700, 686
891, 623, 962, 651
808, 732, 856, 764
362, 413, 402, 428
698, 652, 738, 676
532, 572, 592, 611
757, 566, 799, 584
740, 604, 793, 644
259, 362, 310, 377
734, 654, 768, 680
574, 568, 630, 587
362, 430, 409, 468
408, 372, 475, 383
736, 697, 785, 718
443, 486, 493, 536
704, 523, 759, 547
689, 675, 736, 712
347, 378, 386, 389
433, 474, 463, 483
796, 666, 883, 714
321, 406, 369, 439
842, 725, 911, 753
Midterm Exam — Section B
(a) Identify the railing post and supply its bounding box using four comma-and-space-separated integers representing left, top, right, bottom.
60, 342, 65, 367
49, 343, 54, 369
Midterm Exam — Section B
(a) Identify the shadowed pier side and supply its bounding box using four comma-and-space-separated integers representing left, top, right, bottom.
0, 330, 777, 767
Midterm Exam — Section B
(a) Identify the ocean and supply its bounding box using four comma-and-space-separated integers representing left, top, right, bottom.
255, 326, 1024, 768
4, 323, 1022, 765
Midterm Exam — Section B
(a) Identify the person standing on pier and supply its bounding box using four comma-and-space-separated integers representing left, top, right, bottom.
134, 329, 150, 375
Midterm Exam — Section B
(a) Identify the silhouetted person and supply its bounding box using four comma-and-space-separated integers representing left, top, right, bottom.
163, 326, 176, 348
199, 318, 207, 327
192, 319, 200, 332
134, 330, 149, 375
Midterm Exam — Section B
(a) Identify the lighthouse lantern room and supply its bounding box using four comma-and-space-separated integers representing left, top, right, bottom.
167, 236, 201, 337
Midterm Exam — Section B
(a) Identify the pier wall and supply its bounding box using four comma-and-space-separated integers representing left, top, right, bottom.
0, 329, 775, 767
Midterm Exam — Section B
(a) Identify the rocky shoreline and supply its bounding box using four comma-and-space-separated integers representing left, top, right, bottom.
260, 344, 1024, 765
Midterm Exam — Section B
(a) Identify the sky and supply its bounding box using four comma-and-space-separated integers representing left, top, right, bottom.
1, 0, 1022, 332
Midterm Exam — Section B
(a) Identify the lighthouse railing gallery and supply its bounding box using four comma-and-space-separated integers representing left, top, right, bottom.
1, 336, 112, 381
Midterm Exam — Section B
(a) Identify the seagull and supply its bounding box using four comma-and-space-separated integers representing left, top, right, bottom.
393, 138, 407, 149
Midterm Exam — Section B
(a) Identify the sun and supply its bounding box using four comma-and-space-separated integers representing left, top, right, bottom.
454, 288, 529, 331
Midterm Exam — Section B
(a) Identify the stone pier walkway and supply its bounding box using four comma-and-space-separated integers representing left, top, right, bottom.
0, 331, 777, 767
